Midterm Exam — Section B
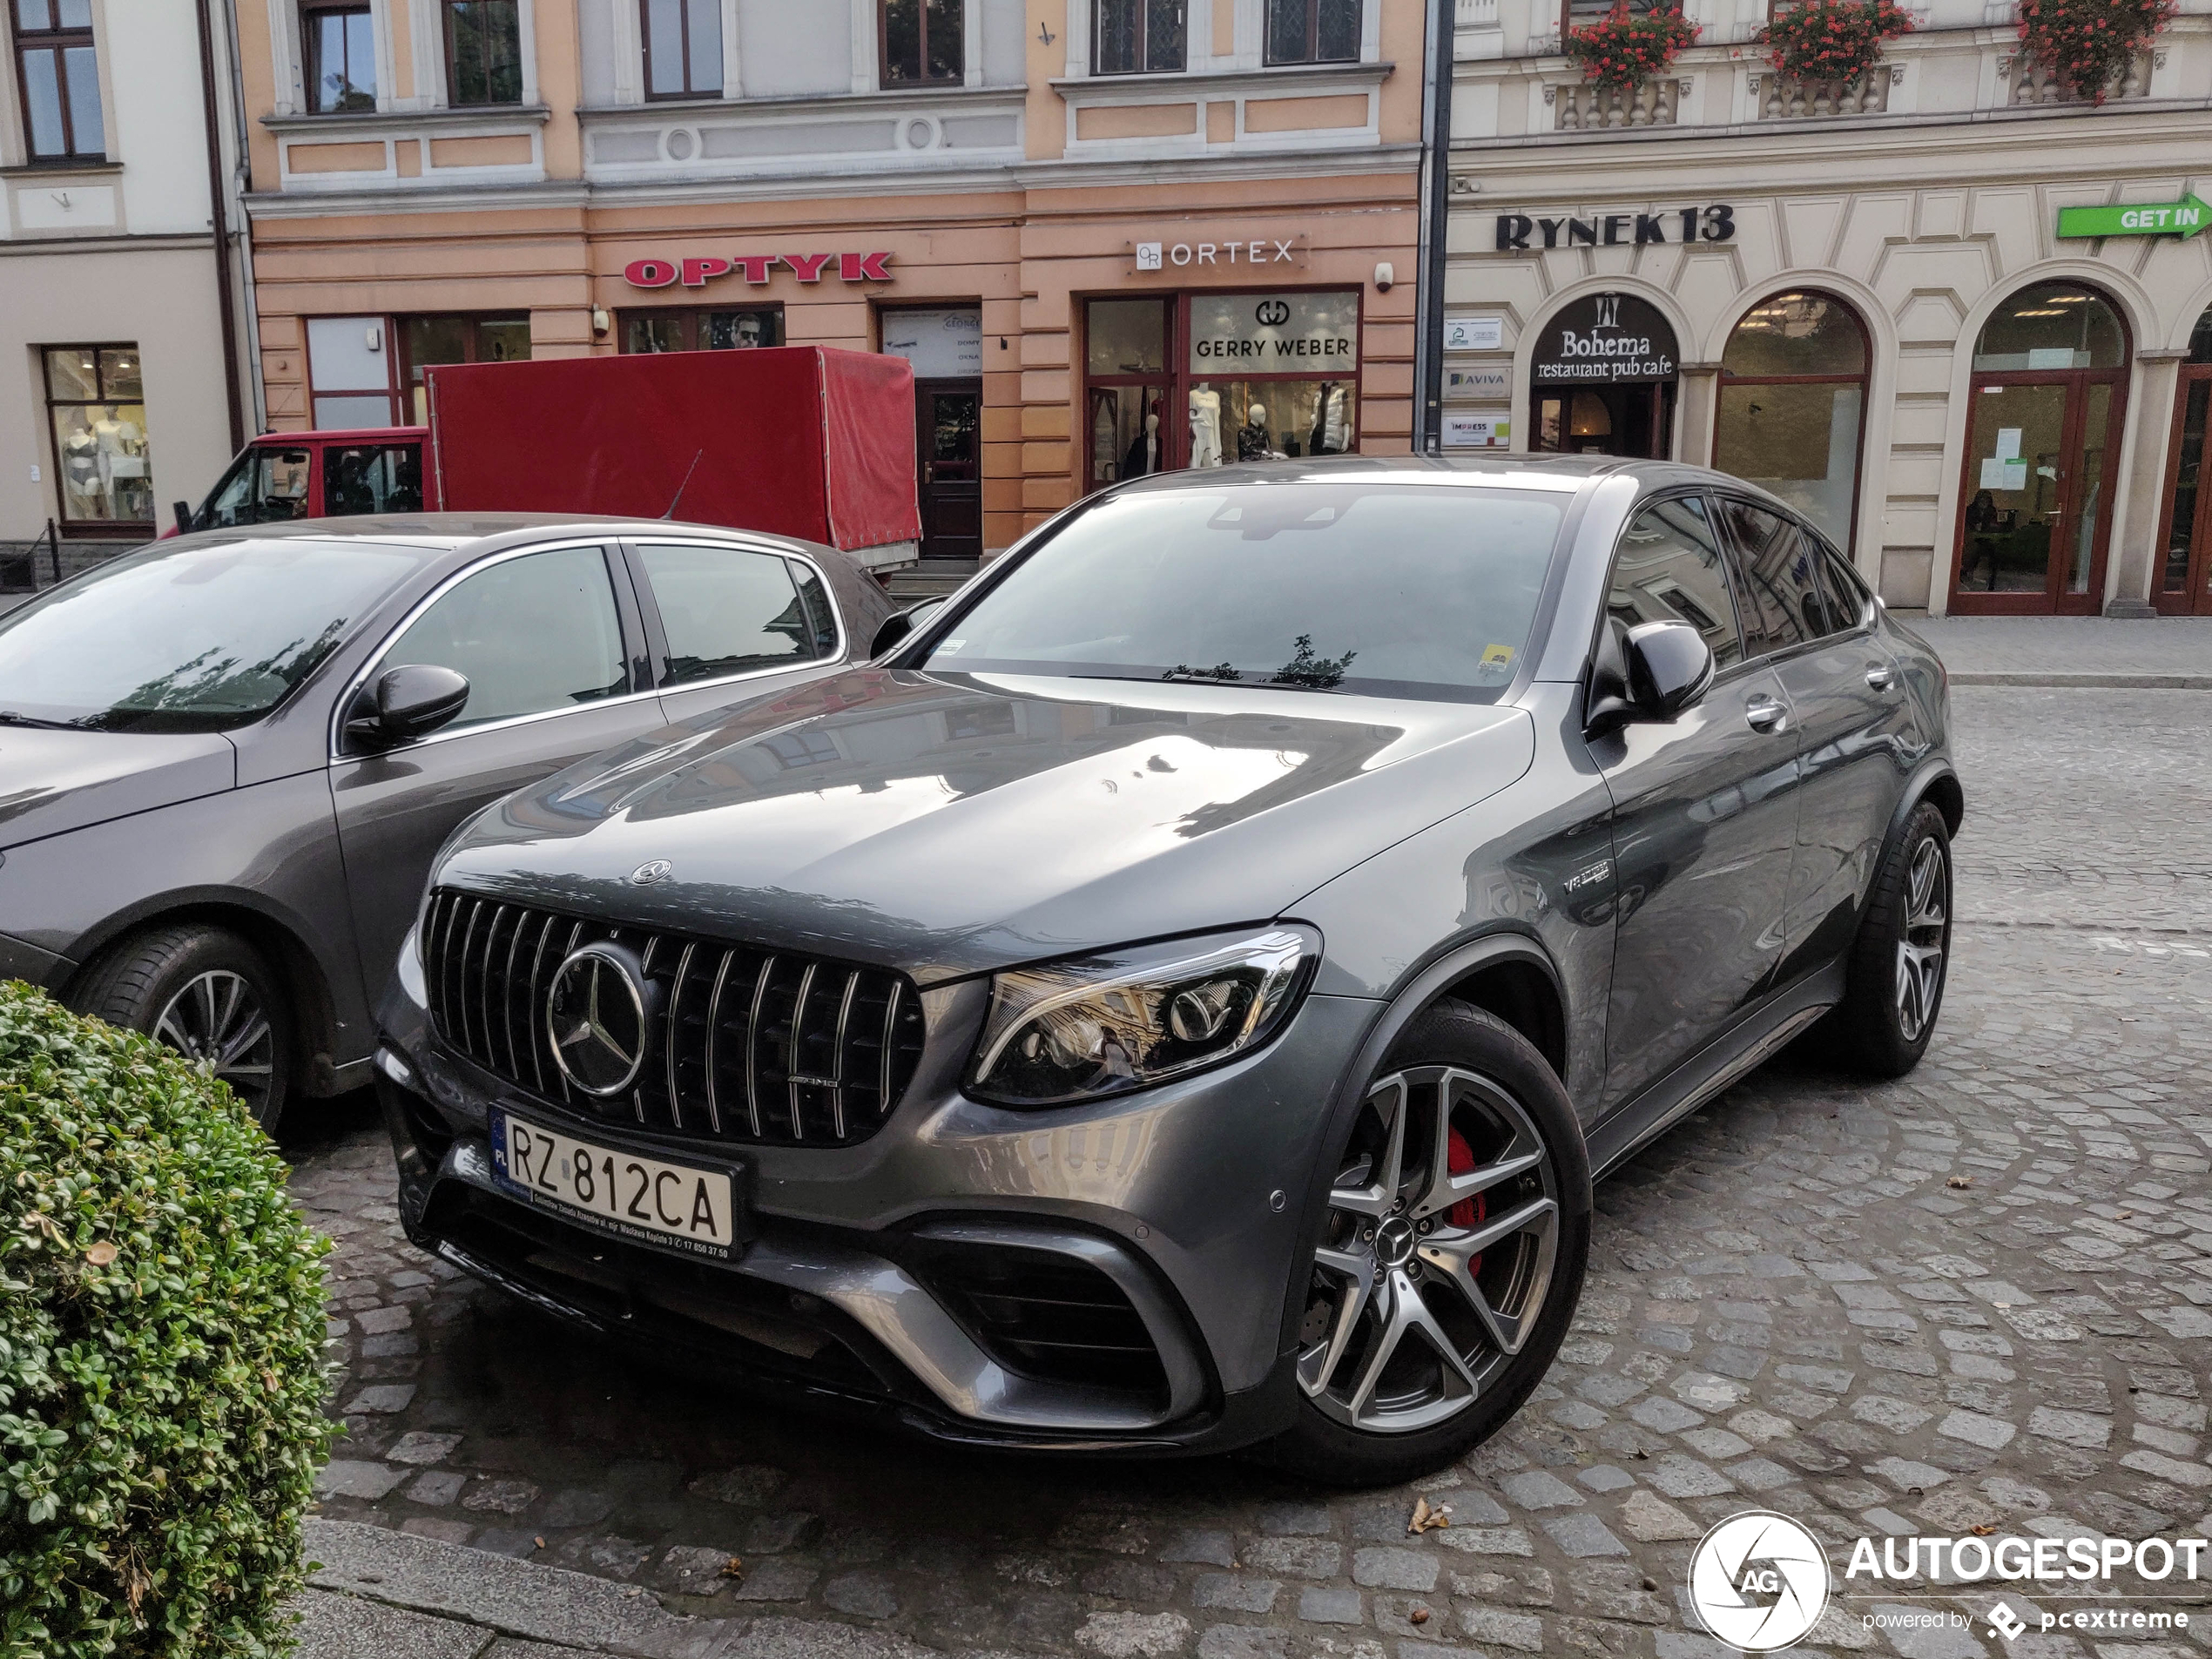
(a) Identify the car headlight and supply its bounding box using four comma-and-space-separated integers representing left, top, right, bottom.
967, 926, 1318, 1108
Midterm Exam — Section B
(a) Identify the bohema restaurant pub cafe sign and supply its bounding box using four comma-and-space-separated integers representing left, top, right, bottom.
1531, 293, 1676, 384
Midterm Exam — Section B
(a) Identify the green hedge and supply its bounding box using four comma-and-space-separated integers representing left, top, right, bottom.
0, 982, 334, 1657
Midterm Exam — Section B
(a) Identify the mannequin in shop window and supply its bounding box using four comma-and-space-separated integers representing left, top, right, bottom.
1237, 401, 1273, 463
1123, 409, 1162, 478
62, 420, 102, 516
1309, 382, 1350, 455
1189, 385, 1223, 468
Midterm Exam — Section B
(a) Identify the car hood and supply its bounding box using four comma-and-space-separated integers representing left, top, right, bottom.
0, 727, 236, 851
438, 669, 1535, 982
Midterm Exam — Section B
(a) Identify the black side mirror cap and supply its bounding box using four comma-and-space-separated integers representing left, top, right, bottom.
1584, 619, 1715, 738
172, 500, 193, 534
345, 664, 470, 750
870, 597, 947, 658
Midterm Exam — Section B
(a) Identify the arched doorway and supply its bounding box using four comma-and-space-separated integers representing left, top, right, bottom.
1712, 291, 1870, 553
2155, 307, 2212, 614
1951, 280, 2130, 614
1530, 293, 1678, 459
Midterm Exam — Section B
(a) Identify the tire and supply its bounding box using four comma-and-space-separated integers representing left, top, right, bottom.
72, 925, 295, 1131
1818, 801, 1953, 1080
1264, 1001, 1592, 1487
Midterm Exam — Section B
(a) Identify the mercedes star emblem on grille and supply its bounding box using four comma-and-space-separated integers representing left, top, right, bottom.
546, 942, 651, 1096
630, 860, 674, 885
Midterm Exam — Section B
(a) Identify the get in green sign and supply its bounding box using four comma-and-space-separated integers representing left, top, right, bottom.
2056, 194, 2211, 239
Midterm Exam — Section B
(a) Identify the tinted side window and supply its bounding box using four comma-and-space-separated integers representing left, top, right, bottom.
637, 543, 825, 686
1815, 541, 1870, 631
1608, 496, 1744, 668
376, 545, 628, 731
1718, 499, 1813, 656
326, 444, 422, 516
787, 560, 840, 658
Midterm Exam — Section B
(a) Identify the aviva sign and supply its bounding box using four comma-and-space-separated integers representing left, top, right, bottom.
2056, 194, 2211, 239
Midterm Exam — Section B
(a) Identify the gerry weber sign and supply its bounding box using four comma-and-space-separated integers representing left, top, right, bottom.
1530, 293, 1676, 385
624, 252, 895, 288
1186, 292, 1359, 372
1495, 206, 1734, 251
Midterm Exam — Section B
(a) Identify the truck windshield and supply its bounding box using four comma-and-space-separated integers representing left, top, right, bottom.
921, 482, 1568, 703
0, 537, 421, 732
197, 447, 311, 529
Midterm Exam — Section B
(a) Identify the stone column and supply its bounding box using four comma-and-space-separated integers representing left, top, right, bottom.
1676, 361, 1720, 467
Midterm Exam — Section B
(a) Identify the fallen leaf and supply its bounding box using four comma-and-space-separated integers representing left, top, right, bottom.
1407, 1498, 1452, 1534
1409, 1608, 1431, 1626
84, 1241, 118, 1265
721, 1556, 745, 1580
534, 1536, 545, 1550
1946, 1176, 1973, 1190
1971, 1524, 1996, 1536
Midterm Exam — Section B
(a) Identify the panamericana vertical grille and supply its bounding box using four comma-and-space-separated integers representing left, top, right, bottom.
421, 889, 927, 1148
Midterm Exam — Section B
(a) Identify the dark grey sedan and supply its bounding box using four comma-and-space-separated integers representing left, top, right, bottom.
0, 515, 894, 1130
378, 458, 1960, 1483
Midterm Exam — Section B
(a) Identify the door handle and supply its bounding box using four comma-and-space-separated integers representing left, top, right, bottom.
1865, 664, 1897, 692
1744, 695, 1789, 734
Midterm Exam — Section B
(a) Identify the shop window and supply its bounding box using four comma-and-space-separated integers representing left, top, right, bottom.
1713, 291, 1869, 553
880, 0, 961, 85
13, 0, 102, 160
619, 307, 784, 354
1097, 0, 1187, 74
1972, 281, 2125, 373
2156, 308, 2212, 611
1264, 0, 1359, 64
44, 345, 150, 529
399, 314, 530, 423
301, 0, 376, 112
642, 0, 719, 97
443, 0, 521, 106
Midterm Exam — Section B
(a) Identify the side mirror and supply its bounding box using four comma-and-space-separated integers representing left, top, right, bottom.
346, 664, 470, 750
1584, 619, 1714, 738
870, 597, 947, 658
172, 500, 193, 535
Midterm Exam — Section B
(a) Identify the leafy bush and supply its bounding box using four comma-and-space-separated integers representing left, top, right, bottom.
1564, 4, 1700, 98
0, 983, 334, 1656
2018, 0, 2174, 103
1761, 0, 1914, 86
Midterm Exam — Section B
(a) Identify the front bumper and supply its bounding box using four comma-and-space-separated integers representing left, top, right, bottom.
375, 940, 1380, 1454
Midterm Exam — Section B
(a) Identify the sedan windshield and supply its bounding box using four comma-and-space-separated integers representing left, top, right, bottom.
922, 483, 1567, 703
0, 536, 424, 732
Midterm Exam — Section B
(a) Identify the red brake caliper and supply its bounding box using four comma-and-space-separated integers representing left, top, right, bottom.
1447, 1125, 1486, 1276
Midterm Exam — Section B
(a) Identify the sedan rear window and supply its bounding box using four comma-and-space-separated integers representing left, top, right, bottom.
0, 536, 421, 732
923, 483, 1566, 703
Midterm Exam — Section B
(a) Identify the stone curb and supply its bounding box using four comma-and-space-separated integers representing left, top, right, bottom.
1949, 671, 2212, 688
296, 1520, 968, 1659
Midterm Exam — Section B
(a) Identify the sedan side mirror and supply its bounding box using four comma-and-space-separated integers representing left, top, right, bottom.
172, 499, 194, 535
870, 597, 948, 658
346, 664, 470, 751
1585, 620, 1715, 738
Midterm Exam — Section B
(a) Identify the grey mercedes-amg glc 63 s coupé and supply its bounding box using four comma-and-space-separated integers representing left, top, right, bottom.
374, 455, 1960, 1484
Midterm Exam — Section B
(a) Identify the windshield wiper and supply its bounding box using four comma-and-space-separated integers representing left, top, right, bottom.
1075, 671, 1345, 695
0, 710, 78, 730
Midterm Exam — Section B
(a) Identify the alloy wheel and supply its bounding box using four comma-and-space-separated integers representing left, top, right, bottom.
154, 969, 277, 1120
1894, 837, 1949, 1042
1298, 1065, 1561, 1434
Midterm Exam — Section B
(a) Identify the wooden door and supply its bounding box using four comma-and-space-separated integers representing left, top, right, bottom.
916, 380, 981, 562
2155, 368, 2212, 613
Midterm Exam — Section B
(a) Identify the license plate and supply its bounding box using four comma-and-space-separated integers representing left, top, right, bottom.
489, 1108, 740, 1261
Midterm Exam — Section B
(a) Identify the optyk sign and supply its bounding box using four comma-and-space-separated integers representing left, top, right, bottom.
624, 252, 896, 288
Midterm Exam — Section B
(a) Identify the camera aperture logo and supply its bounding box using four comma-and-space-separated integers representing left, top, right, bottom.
1689, 1512, 1831, 1652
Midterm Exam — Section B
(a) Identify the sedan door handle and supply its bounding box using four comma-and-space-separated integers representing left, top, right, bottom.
1865, 664, 1897, 692
1743, 695, 1789, 734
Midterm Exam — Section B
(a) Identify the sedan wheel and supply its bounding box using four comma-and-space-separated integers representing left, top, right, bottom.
1299, 1066, 1561, 1433
1894, 837, 1948, 1043
154, 969, 280, 1120
1815, 799, 1952, 1079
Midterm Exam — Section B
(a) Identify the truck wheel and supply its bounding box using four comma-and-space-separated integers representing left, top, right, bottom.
74, 925, 294, 1131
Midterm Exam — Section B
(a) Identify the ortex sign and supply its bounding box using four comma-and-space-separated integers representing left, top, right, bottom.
624, 253, 895, 288
2056, 194, 2210, 239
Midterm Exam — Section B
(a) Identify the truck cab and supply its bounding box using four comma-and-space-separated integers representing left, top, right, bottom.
174, 429, 428, 534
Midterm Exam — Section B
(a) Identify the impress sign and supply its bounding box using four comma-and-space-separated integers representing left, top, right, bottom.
624, 252, 895, 288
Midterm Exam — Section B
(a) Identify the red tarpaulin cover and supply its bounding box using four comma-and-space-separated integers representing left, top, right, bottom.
425, 347, 921, 552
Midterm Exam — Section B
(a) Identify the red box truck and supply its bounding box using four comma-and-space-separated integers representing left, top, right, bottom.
173, 347, 922, 570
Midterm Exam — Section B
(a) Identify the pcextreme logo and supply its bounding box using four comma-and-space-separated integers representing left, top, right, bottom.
1689, 1512, 1831, 1652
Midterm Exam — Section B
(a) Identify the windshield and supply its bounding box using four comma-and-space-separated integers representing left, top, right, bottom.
198, 447, 311, 529
922, 483, 1566, 702
0, 536, 423, 732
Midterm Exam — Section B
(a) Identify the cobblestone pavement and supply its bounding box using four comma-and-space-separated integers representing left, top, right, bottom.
1903, 617, 2212, 685
289, 688, 2212, 1658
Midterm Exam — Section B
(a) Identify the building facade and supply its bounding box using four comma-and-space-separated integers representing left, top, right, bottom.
233, 0, 1431, 563
0, 0, 255, 565
1441, 0, 2212, 616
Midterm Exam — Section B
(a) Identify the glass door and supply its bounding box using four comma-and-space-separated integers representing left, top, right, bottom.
1952, 376, 2118, 614
2156, 361, 2212, 614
